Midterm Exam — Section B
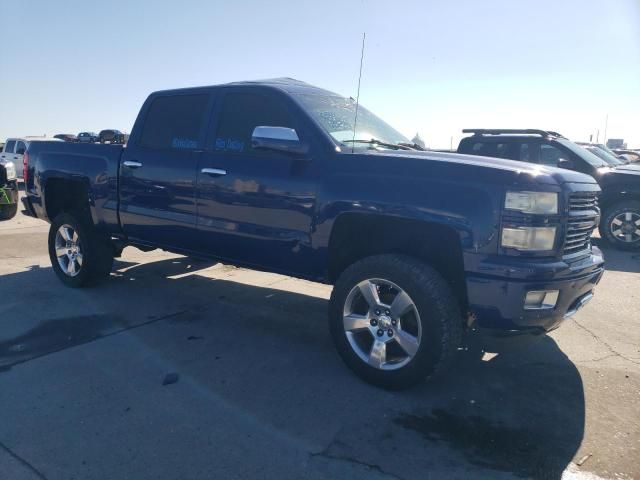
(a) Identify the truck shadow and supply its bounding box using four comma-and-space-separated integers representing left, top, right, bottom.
0, 257, 585, 479
591, 237, 640, 273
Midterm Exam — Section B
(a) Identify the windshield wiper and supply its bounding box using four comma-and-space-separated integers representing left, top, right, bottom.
397, 142, 426, 151
342, 138, 413, 151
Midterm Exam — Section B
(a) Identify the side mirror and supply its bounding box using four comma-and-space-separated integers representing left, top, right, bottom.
16, 147, 25, 155
558, 158, 574, 170
251, 126, 309, 156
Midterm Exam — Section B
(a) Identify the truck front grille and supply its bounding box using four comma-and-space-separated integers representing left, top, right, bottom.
563, 192, 599, 256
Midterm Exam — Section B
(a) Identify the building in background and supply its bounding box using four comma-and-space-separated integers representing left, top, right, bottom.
412, 133, 425, 149
607, 138, 626, 149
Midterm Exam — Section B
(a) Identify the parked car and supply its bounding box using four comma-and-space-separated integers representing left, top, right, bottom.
0, 156, 19, 220
458, 129, 640, 250
99, 129, 126, 144
1, 137, 62, 179
612, 149, 640, 163
54, 134, 78, 142
22, 79, 604, 389
77, 132, 99, 143
576, 143, 628, 166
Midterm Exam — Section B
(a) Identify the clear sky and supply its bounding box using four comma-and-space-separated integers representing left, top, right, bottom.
1, 0, 639, 148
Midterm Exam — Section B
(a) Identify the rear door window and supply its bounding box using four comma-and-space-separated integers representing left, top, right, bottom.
15, 141, 26, 154
494, 142, 520, 160
469, 142, 495, 157
213, 92, 294, 155
139, 94, 210, 150
519, 143, 540, 162
3, 140, 16, 153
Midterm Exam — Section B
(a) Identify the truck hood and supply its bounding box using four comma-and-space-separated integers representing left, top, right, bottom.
597, 164, 640, 187
607, 163, 640, 175
373, 150, 597, 186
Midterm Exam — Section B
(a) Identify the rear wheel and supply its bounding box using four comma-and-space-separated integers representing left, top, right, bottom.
48, 212, 114, 287
0, 203, 18, 220
329, 254, 463, 390
600, 200, 640, 250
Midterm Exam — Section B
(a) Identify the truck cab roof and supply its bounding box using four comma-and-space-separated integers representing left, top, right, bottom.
152, 77, 339, 98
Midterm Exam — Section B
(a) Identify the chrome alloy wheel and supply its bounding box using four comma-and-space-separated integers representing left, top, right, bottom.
54, 224, 83, 277
610, 211, 640, 243
343, 278, 422, 371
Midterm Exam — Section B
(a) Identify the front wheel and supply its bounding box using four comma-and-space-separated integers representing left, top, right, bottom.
600, 200, 640, 250
0, 203, 18, 220
329, 254, 463, 390
48, 212, 114, 287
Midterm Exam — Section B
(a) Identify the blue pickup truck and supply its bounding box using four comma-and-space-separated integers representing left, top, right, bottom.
22, 78, 604, 389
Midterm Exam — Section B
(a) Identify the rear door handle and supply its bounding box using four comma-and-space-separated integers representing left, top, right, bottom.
201, 168, 227, 177
123, 161, 143, 168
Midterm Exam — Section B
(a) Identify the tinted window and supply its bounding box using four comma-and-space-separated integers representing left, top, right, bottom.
214, 92, 294, 154
539, 144, 564, 166
470, 142, 494, 156
496, 143, 508, 158
139, 94, 209, 149
15, 141, 26, 154
4, 140, 16, 153
520, 143, 533, 161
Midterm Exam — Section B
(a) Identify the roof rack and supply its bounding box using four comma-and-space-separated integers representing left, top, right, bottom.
462, 129, 565, 138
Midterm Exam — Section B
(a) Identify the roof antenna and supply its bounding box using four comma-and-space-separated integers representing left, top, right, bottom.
351, 32, 366, 154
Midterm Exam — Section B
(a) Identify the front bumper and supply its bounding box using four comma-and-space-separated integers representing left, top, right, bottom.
0, 181, 19, 205
465, 247, 605, 333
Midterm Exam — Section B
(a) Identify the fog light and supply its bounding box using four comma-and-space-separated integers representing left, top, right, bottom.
524, 290, 559, 310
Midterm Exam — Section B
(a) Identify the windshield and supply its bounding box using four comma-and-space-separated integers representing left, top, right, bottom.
595, 143, 619, 157
586, 146, 625, 166
556, 138, 609, 168
294, 93, 409, 148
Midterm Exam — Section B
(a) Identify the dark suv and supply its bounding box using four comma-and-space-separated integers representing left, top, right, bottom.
458, 129, 640, 250
99, 129, 126, 144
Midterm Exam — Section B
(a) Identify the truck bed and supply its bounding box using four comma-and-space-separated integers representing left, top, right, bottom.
23, 141, 123, 230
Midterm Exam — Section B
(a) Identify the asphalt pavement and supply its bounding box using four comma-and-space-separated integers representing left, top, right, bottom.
0, 195, 638, 480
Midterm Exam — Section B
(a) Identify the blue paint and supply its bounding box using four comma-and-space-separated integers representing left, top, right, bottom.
22, 78, 605, 336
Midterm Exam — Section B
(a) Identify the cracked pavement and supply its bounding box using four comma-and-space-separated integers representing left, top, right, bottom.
0, 199, 638, 480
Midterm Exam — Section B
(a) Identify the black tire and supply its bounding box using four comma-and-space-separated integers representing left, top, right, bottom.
599, 200, 640, 250
329, 254, 463, 390
48, 212, 114, 287
0, 203, 18, 220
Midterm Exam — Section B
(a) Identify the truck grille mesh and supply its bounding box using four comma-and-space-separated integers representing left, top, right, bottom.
564, 193, 599, 255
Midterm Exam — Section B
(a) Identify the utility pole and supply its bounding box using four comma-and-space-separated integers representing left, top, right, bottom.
604, 114, 608, 146
450, 136, 453, 152
596, 129, 599, 143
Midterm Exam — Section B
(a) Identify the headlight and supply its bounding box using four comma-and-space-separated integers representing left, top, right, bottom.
505, 191, 558, 215
3, 161, 17, 181
501, 226, 557, 251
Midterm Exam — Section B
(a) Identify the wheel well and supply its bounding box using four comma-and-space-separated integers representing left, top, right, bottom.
327, 214, 468, 309
600, 193, 640, 212
44, 178, 90, 221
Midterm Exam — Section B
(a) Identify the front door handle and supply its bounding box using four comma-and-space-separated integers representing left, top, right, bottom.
201, 168, 227, 177
123, 161, 143, 168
